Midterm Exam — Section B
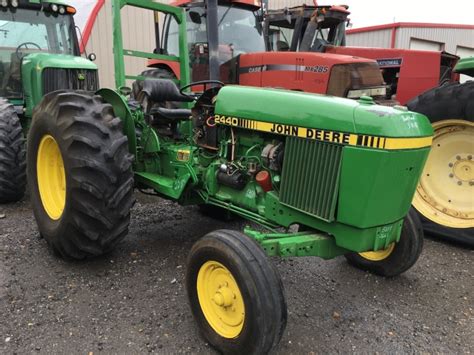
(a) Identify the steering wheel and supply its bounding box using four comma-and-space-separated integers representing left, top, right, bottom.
179, 80, 225, 100
16, 42, 42, 60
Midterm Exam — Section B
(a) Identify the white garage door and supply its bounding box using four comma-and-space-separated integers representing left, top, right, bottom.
409, 38, 443, 51
456, 46, 474, 83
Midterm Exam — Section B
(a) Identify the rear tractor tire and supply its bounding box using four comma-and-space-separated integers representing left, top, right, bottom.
0, 99, 26, 203
27, 91, 135, 259
345, 208, 424, 277
131, 67, 176, 100
407, 81, 474, 245
186, 230, 287, 354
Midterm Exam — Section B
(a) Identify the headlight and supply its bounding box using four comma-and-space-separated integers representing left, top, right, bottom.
347, 86, 387, 99
11, 0, 18, 7
59, 6, 66, 14
51, 4, 59, 12
1, 0, 8, 8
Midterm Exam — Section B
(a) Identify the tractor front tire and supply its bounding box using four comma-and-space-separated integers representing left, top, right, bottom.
0, 99, 26, 203
27, 91, 135, 260
407, 81, 473, 245
345, 208, 424, 277
186, 229, 287, 354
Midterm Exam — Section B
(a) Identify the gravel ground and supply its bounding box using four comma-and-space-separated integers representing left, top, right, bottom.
0, 194, 473, 354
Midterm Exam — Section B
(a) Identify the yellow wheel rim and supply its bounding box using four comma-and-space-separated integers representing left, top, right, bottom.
197, 261, 245, 339
359, 243, 395, 261
37, 135, 66, 220
412, 120, 474, 228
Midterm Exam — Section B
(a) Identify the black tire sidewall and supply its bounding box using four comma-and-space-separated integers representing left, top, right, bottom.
0, 99, 26, 203
187, 243, 264, 354
378, 209, 423, 276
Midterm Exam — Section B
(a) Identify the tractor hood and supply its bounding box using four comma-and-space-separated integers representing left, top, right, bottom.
22, 52, 97, 72
233, 52, 386, 99
455, 56, 474, 77
21, 53, 97, 116
214, 86, 433, 142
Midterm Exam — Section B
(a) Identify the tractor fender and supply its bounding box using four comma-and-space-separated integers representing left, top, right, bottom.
96, 88, 137, 156
147, 60, 181, 79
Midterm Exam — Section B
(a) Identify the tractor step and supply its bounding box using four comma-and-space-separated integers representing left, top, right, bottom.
135, 171, 190, 200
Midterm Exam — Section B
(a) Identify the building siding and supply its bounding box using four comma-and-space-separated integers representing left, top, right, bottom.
395, 27, 474, 54
346, 29, 392, 48
347, 25, 474, 59
268, 0, 306, 8
86, 1, 156, 88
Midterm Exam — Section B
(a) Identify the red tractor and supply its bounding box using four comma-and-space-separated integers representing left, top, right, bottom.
143, 0, 473, 243
147, 0, 387, 100
264, 5, 461, 104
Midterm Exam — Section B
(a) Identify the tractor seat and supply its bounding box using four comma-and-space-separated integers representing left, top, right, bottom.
138, 79, 193, 103
2, 53, 22, 95
149, 107, 192, 124
276, 40, 289, 51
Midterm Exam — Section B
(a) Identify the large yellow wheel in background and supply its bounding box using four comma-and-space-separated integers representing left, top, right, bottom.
407, 81, 474, 245
37, 135, 66, 220
412, 120, 473, 229
186, 230, 286, 354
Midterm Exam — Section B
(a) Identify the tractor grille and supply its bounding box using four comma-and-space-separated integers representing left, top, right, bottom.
42, 68, 99, 95
280, 137, 343, 222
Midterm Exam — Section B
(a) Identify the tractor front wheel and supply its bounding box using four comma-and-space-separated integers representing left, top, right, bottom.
186, 229, 287, 354
0, 99, 26, 203
345, 208, 424, 277
27, 91, 135, 259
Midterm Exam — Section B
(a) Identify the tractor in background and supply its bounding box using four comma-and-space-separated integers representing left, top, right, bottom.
264, 4, 460, 104
262, 4, 473, 244
146, 0, 389, 101
28, 0, 432, 353
0, 0, 97, 203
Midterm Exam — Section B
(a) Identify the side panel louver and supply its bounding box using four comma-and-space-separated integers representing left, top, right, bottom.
280, 137, 343, 222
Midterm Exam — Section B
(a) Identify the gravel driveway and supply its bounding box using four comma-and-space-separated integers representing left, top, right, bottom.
1, 194, 473, 354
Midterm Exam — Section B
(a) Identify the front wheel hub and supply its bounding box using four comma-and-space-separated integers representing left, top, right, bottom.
197, 261, 245, 339
452, 157, 473, 183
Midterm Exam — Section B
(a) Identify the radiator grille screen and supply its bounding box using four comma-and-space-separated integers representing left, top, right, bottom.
280, 137, 343, 222
42, 68, 99, 95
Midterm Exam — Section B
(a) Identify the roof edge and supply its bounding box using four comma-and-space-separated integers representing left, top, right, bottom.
347, 22, 474, 34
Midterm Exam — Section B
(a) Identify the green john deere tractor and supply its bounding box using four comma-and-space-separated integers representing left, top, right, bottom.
0, 0, 97, 203
27, 0, 433, 353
